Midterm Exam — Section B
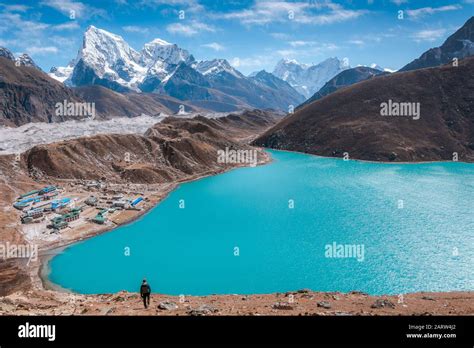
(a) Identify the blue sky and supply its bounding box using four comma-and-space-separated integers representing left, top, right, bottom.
0, 0, 472, 74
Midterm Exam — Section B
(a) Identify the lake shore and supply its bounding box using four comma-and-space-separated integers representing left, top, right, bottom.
1, 149, 473, 316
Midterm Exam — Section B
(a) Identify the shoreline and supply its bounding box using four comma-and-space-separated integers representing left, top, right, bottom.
2, 149, 473, 315
35, 152, 274, 295
262, 147, 474, 165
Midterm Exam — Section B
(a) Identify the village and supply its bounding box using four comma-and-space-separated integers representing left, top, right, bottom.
12, 181, 146, 236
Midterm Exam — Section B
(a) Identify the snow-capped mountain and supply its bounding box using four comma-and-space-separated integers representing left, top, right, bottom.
0, 48, 41, 70
49, 62, 75, 84
48, 26, 305, 111
0, 47, 15, 61
15, 53, 41, 70
195, 59, 243, 78
272, 57, 350, 98
49, 26, 193, 92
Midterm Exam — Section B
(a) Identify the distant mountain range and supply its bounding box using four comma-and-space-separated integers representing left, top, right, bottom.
255, 17, 474, 162
272, 57, 351, 98
48, 26, 305, 112
0, 51, 202, 127
254, 40, 474, 162
298, 66, 390, 109
1, 16, 473, 134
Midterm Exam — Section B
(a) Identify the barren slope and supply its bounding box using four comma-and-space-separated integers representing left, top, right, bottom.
254, 57, 474, 162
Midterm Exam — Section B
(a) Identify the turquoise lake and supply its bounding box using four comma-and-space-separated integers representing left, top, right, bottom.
48, 150, 474, 295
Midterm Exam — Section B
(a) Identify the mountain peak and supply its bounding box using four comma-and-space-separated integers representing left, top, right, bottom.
196, 58, 242, 78
15, 53, 41, 70
0, 47, 15, 61
273, 57, 350, 98
400, 16, 474, 72
148, 38, 172, 46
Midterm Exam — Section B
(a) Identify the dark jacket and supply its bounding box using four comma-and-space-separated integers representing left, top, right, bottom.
140, 283, 151, 295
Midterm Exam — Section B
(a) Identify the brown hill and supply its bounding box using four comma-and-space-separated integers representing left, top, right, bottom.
22, 112, 276, 183
254, 57, 474, 162
0, 58, 206, 127
73, 85, 202, 117
0, 57, 85, 126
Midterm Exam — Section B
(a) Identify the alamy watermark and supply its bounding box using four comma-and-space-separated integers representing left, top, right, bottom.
0, 242, 38, 265
380, 99, 420, 120
217, 147, 257, 167
55, 100, 96, 120
325, 242, 365, 262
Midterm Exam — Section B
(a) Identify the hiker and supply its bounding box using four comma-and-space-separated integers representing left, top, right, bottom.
140, 279, 151, 309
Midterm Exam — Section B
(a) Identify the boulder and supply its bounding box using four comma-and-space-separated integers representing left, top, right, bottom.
371, 299, 395, 309
187, 304, 218, 316
317, 301, 332, 309
272, 302, 294, 310
158, 301, 178, 311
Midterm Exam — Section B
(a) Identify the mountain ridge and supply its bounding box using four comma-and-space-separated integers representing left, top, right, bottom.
48, 26, 303, 112
254, 57, 474, 162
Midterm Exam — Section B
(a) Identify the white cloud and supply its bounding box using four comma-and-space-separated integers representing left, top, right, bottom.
411, 28, 447, 42
407, 5, 461, 19
41, 0, 87, 16
41, 0, 106, 19
277, 42, 339, 59
347, 39, 365, 46
201, 42, 225, 51
166, 20, 214, 36
139, 0, 203, 13
288, 40, 316, 47
52, 22, 80, 31
270, 32, 291, 40
390, 0, 408, 5
28, 46, 59, 55
122, 25, 149, 34
0, 13, 49, 32
1, 4, 30, 12
219, 0, 366, 26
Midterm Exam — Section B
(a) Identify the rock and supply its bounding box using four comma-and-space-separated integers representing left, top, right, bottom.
103, 307, 116, 315
421, 296, 435, 301
388, 152, 397, 161
371, 299, 395, 309
317, 301, 332, 309
297, 289, 311, 294
332, 295, 340, 301
272, 302, 294, 310
158, 301, 178, 311
349, 291, 368, 296
187, 304, 218, 316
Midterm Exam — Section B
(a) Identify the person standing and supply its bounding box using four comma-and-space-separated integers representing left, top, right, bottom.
140, 279, 151, 309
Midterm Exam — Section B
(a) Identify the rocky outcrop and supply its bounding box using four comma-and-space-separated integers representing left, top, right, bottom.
0, 57, 85, 126
400, 16, 474, 72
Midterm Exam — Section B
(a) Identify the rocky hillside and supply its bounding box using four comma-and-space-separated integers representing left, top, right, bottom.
22, 112, 276, 183
400, 16, 474, 72
298, 66, 389, 109
0, 57, 85, 126
73, 85, 201, 117
0, 57, 203, 126
254, 57, 474, 162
